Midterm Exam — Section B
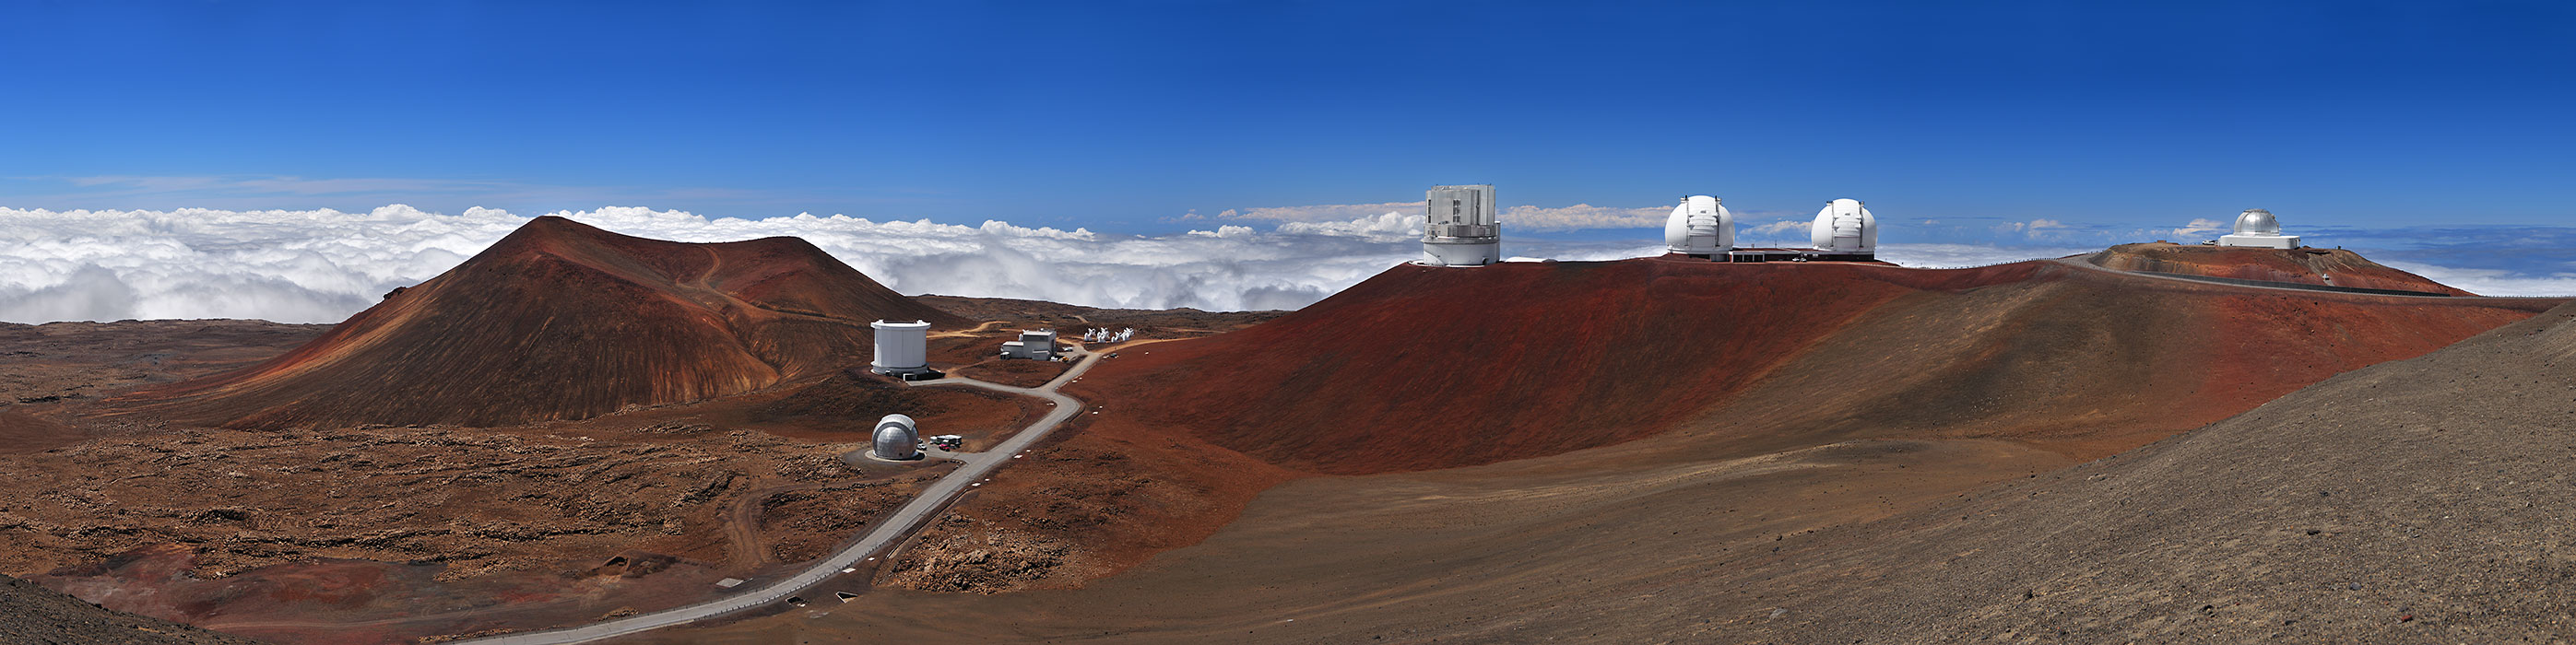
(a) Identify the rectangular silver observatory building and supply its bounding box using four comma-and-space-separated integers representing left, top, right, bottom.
1421, 184, 1501, 266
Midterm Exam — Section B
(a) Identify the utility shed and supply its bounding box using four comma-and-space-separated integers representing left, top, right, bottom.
1000, 329, 1059, 360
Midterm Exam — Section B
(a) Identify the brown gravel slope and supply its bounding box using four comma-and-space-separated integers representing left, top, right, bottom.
1711, 299, 2576, 643
0, 573, 263, 644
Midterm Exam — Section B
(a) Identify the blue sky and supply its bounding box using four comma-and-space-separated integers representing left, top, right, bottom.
3, 1, 2572, 238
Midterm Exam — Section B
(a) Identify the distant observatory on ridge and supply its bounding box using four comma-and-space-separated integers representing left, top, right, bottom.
2217, 208, 2300, 249
1421, 184, 1502, 266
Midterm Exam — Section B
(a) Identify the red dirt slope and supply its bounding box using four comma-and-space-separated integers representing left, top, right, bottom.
980, 257, 2550, 582
1066, 258, 2543, 476
1069, 260, 2045, 475
113, 216, 963, 428
2083, 241, 2469, 295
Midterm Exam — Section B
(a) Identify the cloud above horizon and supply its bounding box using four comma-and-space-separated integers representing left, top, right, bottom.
1214, 201, 1669, 231
3, 205, 2570, 324
0, 205, 1426, 323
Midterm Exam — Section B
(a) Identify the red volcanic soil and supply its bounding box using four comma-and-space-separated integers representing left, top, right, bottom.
898, 256, 2557, 592
0, 409, 78, 454
1065, 260, 2044, 475
39, 543, 740, 645
654, 255, 2559, 644
0, 571, 258, 644
111, 216, 963, 428
676, 298, 2576, 645
948, 358, 1071, 389
2083, 241, 2470, 295
1074, 258, 2543, 475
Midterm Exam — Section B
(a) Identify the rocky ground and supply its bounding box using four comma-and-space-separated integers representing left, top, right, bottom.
0, 425, 881, 580
1710, 299, 2576, 643
0, 320, 994, 644
948, 358, 1073, 389
0, 320, 324, 406
0, 573, 261, 644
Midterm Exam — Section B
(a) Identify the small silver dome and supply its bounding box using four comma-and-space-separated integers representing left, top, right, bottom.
2233, 208, 2280, 235
873, 423, 919, 461
877, 414, 916, 431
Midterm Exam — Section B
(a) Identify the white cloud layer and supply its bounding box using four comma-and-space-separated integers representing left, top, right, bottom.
3, 205, 2567, 324
0, 205, 1444, 323
1873, 243, 2096, 268
2374, 262, 2576, 298
1217, 201, 1666, 231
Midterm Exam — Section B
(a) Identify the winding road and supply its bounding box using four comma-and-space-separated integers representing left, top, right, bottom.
463, 345, 1106, 644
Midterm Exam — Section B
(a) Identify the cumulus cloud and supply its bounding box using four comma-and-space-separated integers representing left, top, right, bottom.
1215, 202, 1416, 224
0, 205, 1441, 323
2370, 262, 2576, 298
1874, 243, 2096, 268
1743, 219, 1811, 239
1270, 212, 1417, 240
0, 205, 510, 323
1995, 218, 2075, 239
6, 205, 2566, 325
2171, 217, 2229, 239
1219, 201, 1665, 231
1497, 204, 1668, 229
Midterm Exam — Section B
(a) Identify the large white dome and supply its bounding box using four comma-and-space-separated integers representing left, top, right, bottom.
1664, 195, 1732, 255
1809, 198, 1877, 253
2233, 208, 2280, 235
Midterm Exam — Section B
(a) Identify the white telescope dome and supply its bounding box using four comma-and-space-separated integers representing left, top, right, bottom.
2233, 208, 2280, 235
1663, 195, 1733, 255
1809, 198, 1877, 253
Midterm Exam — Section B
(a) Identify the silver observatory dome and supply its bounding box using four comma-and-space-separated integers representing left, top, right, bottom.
2233, 208, 2280, 235
872, 414, 920, 461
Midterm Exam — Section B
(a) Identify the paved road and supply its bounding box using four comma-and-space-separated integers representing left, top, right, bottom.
463, 347, 1105, 644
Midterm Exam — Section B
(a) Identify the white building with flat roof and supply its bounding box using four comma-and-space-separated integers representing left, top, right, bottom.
1000, 329, 1058, 360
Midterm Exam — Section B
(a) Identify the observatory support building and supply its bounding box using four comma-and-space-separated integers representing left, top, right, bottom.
2217, 208, 2300, 249
1000, 329, 1059, 360
870, 320, 935, 379
1421, 184, 1501, 266
1664, 195, 1733, 257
